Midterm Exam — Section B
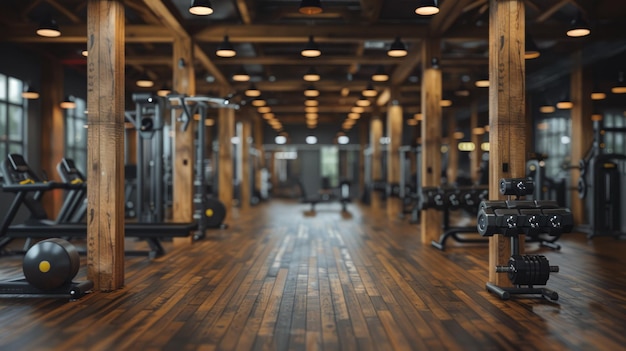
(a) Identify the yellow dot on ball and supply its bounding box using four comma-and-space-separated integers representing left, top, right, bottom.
205, 209, 214, 217
39, 261, 51, 273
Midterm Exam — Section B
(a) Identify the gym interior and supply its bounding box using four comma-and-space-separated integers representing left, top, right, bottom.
1, 1, 626, 350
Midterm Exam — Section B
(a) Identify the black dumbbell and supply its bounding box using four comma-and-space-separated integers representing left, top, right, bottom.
541, 208, 574, 235
499, 178, 535, 197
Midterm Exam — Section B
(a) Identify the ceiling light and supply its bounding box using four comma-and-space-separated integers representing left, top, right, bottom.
157, 85, 172, 97
348, 112, 360, 120
475, 77, 489, 88
81, 49, 88, 57
415, 0, 439, 16
372, 66, 389, 82
60, 96, 76, 109
440, 99, 452, 107
301, 35, 321, 57
36, 18, 61, 37
216, 35, 236, 57
556, 100, 573, 109
252, 98, 266, 107
337, 135, 350, 144
566, 12, 591, 37
356, 95, 371, 107
306, 135, 318, 144
305, 106, 318, 113
304, 99, 319, 107
22, 87, 39, 100
303, 66, 320, 81
387, 37, 408, 57
539, 105, 555, 113
304, 85, 319, 97
258, 106, 271, 113
611, 72, 626, 94
245, 83, 261, 97
299, 0, 322, 15
232, 67, 250, 82
189, 0, 214, 16
275, 135, 287, 144
263, 113, 275, 120
525, 34, 540, 59
362, 82, 377, 97
591, 92, 606, 100
351, 106, 364, 113
136, 73, 154, 88
305, 113, 318, 119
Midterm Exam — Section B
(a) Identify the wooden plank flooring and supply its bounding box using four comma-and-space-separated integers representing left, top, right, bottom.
1, 199, 626, 350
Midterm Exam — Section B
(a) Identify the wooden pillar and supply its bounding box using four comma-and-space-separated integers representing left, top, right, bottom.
172, 35, 195, 244
446, 111, 459, 184
470, 100, 483, 184
488, 0, 526, 285
570, 51, 593, 225
420, 39, 443, 245
240, 115, 252, 210
219, 106, 235, 223
86, 0, 125, 291
358, 121, 368, 199
40, 59, 65, 219
386, 101, 403, 217
369, 109, 383, 208
254, 116, 265, 197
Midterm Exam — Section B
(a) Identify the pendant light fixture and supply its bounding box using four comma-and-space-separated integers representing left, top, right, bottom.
22, 87, 39, 100
387, 37, 408, 57
60, 96, 76, 109
372, 65, 389, 82
157, 85, 172, 97
525, 34, 540, 59
356, 95, 371, 107
36, 18, 61, 37
475, 75, 489, 88
301, 35, 321, 57
136, 73, 154, 88
189, 0, 214, 16
566, 12, 591, 37
611, 72, 626, 94
303, 66, 321, 81
304, 99, 319, 107
216, 35, 236, 57
304, 85, 320, 97
245, 83, 261, 97
299, 0, 323, 15
362, 82, 377, 97
232, 67, 250, 82
415, 0, 439, 16
251, 98, 267, 107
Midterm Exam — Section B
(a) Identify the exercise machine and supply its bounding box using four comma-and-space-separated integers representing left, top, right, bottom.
0, 238, 92, 299
477, 178, 573, 301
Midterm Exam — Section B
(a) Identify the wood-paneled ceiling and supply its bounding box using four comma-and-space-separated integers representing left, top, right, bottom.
0, 0, 625, 128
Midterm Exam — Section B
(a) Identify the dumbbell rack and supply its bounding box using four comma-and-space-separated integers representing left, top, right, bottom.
478, 178, 572, 301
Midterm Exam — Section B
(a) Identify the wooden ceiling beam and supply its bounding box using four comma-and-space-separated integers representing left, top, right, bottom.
1, 25, 173, 43
142, 0, 188, 39
194, 45, 229, 87
535, 0, 570, 23
193, 24, 432, 42
236, 0, 254, 24
359, 0, 384, 23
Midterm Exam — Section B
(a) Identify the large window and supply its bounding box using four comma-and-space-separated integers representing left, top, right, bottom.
0, 73, 26, 159
602, 111, 626, 155
320, 146, 339, 187
64, 97, 88, 173
535, 116, 570, 179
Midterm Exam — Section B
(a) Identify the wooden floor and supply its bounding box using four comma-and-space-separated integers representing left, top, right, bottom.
1, 199, 626, 351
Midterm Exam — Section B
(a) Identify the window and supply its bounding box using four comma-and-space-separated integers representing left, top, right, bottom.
0, 73, 26, 160
320, 146, 339, 188
535, 116, 570, 179
64, 97, 88, 173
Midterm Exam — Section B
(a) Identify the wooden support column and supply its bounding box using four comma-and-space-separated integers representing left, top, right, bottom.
446, 111, 459, 184
488, 0, 526, 285
420, 39, 443, 245
358, 121, 368, 199
172, 35, 195, 244
387, 101, 403, 218
470, 100, 483, 184
40, 59, 64, 219
219, 106, 235, 223
86, 0, 125, 291
369, 109, 383, 209
240, 115, 252, 210
253, 116, 265, 197
570, 51, 593, 225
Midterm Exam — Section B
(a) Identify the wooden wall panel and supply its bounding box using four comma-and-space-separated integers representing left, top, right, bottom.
219, 108, 235, 223
369, 111, 383, 209
386, 103, 403, 217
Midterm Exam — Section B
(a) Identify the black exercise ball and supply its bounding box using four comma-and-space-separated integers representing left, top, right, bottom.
22, 238, 80, 291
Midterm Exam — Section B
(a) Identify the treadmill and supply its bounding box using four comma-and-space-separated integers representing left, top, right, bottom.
0, 154, 198, 258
